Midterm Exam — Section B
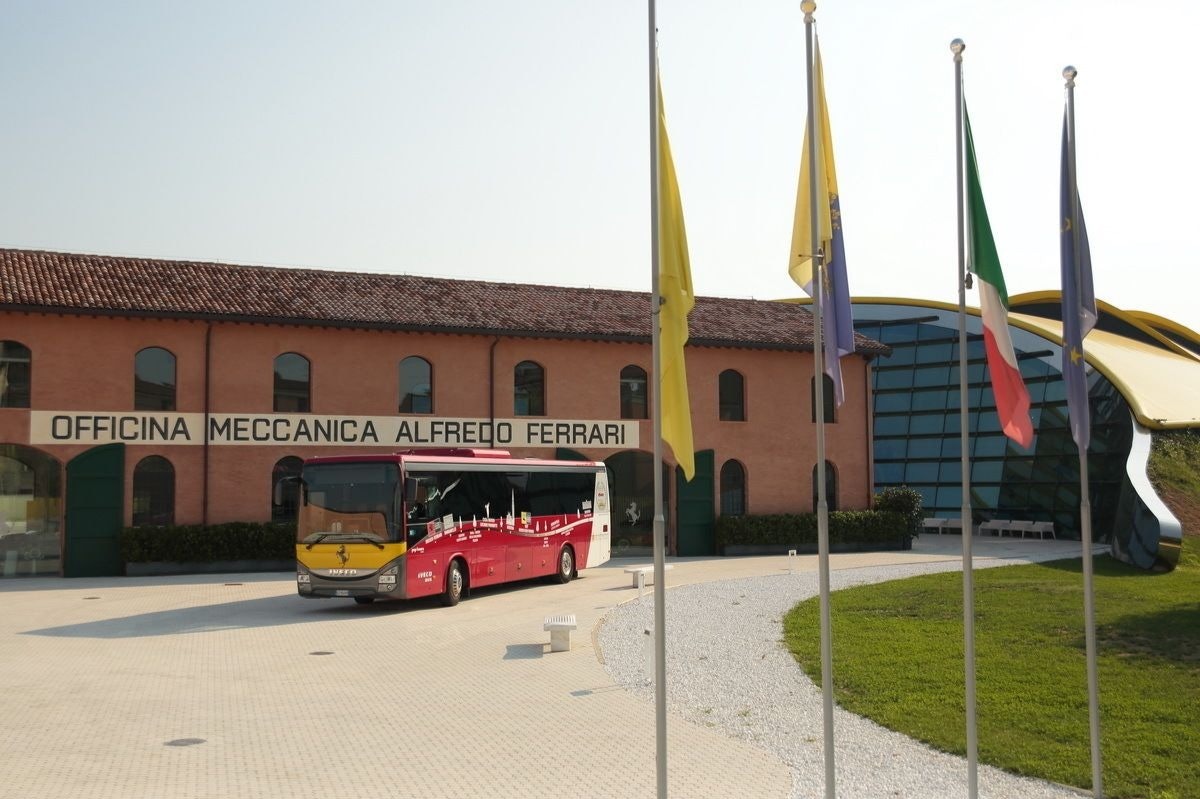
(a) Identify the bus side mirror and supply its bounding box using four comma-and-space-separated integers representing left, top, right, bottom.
274, 475, 299, 506
404, 477, 425, 503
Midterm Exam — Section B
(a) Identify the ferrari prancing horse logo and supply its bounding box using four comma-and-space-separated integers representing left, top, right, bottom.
336, 544, 349, 567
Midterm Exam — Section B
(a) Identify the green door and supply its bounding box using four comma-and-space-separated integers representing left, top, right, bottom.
65, 444, 125, 577
675, 449, 714, 556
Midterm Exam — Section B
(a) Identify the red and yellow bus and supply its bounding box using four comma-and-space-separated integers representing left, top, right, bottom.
293, 449, 611, 605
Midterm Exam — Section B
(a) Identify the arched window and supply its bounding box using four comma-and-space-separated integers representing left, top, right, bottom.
811, 460, 838, 512
133, 456, 175, 526
514, 360, 545, 416
271, 456, 303, 523
134, 347, 176, 411
720, 460, 746, 516
399, 356, 433, 413
0, 444, 62, 577
0, 340, 31, 408
274, 353, 310, 412
719, 369, 745, 421
620, 365, 648, 420
811, 374, 836, 423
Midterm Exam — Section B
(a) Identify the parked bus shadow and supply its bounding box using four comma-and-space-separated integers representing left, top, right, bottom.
20, 593, 435, 639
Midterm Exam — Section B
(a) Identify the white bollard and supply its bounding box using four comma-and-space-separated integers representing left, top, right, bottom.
788, 549, 797, 574
637, 569, 646, 599
643, 627, 654, 681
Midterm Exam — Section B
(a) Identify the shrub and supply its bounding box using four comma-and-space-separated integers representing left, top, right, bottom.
121, 522, 295, 563
873, 486, 924, 540
715, 509, 908, 549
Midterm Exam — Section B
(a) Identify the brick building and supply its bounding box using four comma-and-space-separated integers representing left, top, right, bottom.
0, 249, 886, 577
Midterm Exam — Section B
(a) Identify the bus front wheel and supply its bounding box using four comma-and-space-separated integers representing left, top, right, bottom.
554, 546, 575, 584
442, 560, 465, 606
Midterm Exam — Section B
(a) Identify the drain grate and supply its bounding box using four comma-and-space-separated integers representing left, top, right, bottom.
309, 651, 334, 656
164, 738, 206, 747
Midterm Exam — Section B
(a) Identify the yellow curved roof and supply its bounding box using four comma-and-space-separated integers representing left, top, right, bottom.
785, 294, 1200, 429
1007, 312, 1200, 429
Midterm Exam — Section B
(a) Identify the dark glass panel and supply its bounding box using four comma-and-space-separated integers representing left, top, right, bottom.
271, 456, 303, 523
0, 340, 32, 409
621, 365, 649, 420
514, 360, 545, 416
399, 356, 433, 414
274, 353, 310, 413
718, 369, 745, 422
134, 347, 176, 411
132, 456, 174, 526
719, 460, 746, 515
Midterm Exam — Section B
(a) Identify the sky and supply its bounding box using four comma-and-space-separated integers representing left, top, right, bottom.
2, 1, 1197, 331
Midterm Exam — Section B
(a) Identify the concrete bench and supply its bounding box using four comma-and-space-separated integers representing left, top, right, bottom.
978, 520, 1005, 536
1029, 521, 1057, 539
543, 614, 577, 652
624, 563, 674, 590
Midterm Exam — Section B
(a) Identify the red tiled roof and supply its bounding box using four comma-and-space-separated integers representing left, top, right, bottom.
0, 248, 888, 355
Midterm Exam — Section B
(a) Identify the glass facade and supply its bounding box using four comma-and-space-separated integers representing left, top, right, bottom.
856, 303, 1135, 548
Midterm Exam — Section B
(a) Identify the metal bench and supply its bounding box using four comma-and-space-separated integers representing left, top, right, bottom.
922, 517, 947, 534
624, 563, 674, 590
543, 614, 577, 652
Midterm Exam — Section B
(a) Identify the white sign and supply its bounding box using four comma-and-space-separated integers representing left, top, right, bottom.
29, 412, 639, 449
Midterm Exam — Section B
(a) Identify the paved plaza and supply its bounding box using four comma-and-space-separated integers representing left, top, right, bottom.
0, 537, 1089, 799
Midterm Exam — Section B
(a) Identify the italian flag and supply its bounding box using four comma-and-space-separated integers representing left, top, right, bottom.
964, 106, 1033, 448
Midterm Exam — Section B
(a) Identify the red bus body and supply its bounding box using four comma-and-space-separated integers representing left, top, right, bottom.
294, 449, 612, 604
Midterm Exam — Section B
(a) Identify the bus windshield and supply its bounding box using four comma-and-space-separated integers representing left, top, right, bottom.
297, 462, 401, 545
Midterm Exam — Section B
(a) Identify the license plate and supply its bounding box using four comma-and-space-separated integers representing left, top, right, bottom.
335, 590, 349, 597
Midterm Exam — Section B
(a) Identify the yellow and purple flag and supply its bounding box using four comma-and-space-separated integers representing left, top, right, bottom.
788, 40, 856, 406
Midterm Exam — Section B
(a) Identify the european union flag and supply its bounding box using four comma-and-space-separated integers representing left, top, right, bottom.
1060, 112, 1097, 450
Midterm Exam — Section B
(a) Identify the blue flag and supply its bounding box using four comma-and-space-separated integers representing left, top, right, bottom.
1060, 112, 1098, 450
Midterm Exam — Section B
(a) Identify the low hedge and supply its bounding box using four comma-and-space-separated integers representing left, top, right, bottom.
715, 509, 908, 550
121, 522, 295, 563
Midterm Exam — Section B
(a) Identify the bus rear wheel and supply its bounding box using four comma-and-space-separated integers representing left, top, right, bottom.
442, 560, 465, 606
554, 546, 575, 584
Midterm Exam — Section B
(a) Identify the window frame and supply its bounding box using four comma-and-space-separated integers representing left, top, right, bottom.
134, 346, 177, 411
619, 365, 648, 420
513, 360, 545, 417
273, 352, 311, 413
399, 356, 434, 414
718, 369, 746, 422
0, 339, 32, 408
132, 455, 175, 527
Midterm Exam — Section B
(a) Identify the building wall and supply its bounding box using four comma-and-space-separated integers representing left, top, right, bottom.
0, 310, 874, 553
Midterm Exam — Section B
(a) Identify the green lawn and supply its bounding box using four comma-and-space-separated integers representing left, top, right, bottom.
784, 549, 1200, 799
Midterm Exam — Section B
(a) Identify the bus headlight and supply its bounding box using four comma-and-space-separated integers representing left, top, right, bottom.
378, 565, 398, 591
296, 572, 311, 584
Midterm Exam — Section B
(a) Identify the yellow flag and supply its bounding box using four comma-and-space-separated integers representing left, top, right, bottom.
788, 41, 837, 293
657, 75, 695, 481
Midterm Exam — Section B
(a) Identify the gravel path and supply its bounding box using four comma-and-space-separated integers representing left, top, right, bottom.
597, 556, 1090, 799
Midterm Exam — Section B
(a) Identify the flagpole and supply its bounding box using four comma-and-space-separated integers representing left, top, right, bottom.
801, 3, 836, 797
951, 37, 979, 799
1064, 64, 1103, 799
647, 2, 669, 797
